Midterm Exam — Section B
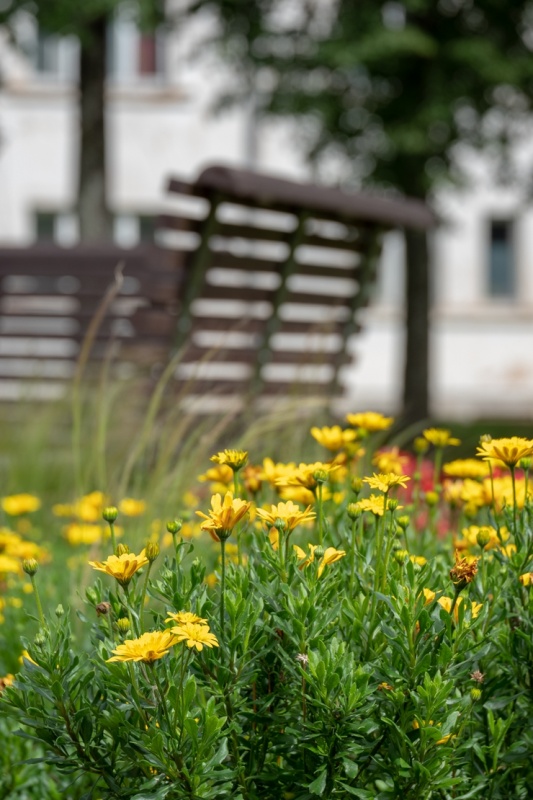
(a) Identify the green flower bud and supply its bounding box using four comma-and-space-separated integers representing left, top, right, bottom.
347, 502, 361, 520
312, 469, 328, 485
55, 604, 65, 617
394, 549, 409, 565
313, 545, 325, 559
425, 491, 439, 507
115, 543, 130, 556
414, 437, 429, 455
351, 477, 363, 496
397, 515, 410, 530
86, 587, 98, 604
102, 506, 118, 523
146, 542, 160, 563
34, 632, 46, 646
388, 498, 399, 512
116, 617, 130, 635
519, 457, 532, 471
470, 687, 482, 701
22, 559, 38, 577
166, 519, 183, 535
479, 434, 492, 444
476, 527, 491, 549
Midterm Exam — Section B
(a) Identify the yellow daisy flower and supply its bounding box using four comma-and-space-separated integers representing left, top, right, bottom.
310, 426, 358, 451
89, 549, 149, 586
210, 449, 248, 471
423, 429, 461, 448
107, 630, 176, 663
346, 411, 394, 432
119, 498, 146, 517
256, 501, 316, 533
363, 473, 410, 493
2, 494, 41, 516
196, 492, 251, 542
165, 611, 208, 625
169, 622, 219, 651
476, 437, 533, 468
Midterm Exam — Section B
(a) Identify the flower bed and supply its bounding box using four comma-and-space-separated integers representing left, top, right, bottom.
1, 417, 533, 799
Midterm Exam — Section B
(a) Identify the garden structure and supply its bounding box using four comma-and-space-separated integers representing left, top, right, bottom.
0, 165, 434, 406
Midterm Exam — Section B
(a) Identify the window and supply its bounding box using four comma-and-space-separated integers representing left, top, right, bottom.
107, 9, 164, 82
488, 219, 515, 297
34, 211, 154, 247
32, 28, 79, 80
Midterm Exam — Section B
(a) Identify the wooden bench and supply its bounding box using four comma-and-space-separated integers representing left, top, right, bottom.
158, 165, 434, 408
0, 245, 178, 400
0, 165, 433, 407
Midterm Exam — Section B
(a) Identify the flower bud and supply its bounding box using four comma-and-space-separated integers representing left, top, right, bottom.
347, 503, 361, 521
351, 477, 363, 496
96, 601, 111, 617
86, 587, 98, 604
274, 517, 287, 532
479, 434, 492, 444
388, 498, 399, 511
166, 519, 183, 535
470, 687, 482, 701
22, 559, 38, 577
313, 545, 325, 559
102, 506, 118, 523
55, 604, 65, 617
425, 491, 439, 507
116, 617, 130, 635
414, 437, 429, 455
34, 632, 46, 646
519, 457, 532, 471
115, 543, 130, 556
476, 527, 491, 549
397, 515, 410, 530
312, 469, 328, 485
394, 549, 409, 565
146, 542, 160, 563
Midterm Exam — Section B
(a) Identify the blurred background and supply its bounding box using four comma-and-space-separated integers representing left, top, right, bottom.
1, 0, 533, 424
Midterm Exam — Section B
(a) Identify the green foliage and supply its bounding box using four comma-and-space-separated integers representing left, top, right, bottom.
4, 427, 533, 798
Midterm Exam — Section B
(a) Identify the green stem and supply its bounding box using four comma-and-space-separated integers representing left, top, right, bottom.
220, 538, 226, 641
350, 520, 357, 593
317, 483, 324, 546
122, 583, 139, 637
139, 562, 153, 634
510, 465, 519, 543
30, 575, 46, 628
108, 521, 117, 554
150, 663, 173, 733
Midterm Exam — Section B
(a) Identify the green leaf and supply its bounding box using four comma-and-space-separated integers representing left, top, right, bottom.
308, 769, 327, 795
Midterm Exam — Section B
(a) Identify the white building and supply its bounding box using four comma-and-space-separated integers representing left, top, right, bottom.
1, 10, 532, 421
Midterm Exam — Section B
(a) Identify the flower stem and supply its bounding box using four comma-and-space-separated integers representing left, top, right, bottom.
220, 538, 226, 641
317, 483, 324, 546
139, 562, 153, 634
30, 575, 45, 628
108, 521, 117, 554
150, 663, 173, 733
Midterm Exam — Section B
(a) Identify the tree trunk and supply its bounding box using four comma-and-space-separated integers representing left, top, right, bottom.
401, 226, 431, 427
78, 15, 113, 241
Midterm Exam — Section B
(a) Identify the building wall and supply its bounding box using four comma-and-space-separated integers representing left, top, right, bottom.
1, 16, 533, 421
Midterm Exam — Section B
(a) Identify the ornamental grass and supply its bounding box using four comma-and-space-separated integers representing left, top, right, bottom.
4, 421, 533, 798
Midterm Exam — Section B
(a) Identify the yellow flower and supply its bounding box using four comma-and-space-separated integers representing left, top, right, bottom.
454, 525, 503, 553
89, 549, 149, 586
107, 630, 176, 663
310, 426, 358, 451
165, 611, 208, 625
170, 622, 219, 651
443, 459, 490, 480
346, 411, 394, 432
486, 475, 530, 510
410, 555, 427, 566
519, 572, 533, 586
353, 494, 401, 516
119, 498, 146, 517
2, 494, 41, 516
64, 523, 104, 546
293, 543, 319, 567
363, 473, 410, 493
423, 428, 461, 448
422, 588, 436, 605
210, 449, 248, 471
372, 447, 409, 475
317, 547, 346, 578
198, 464, 234, 484
276, 462, 340, 492
196, 492, 251, 542
0, 674, 15, 692
443, 479, 486, 510
278, 486, 316, 505
439, 595, 482, 622
256, 501, 316, 533
476, 437, 533, 468
260, 458, 297, 488
0, 555, 22, 575
412, 719, 454, 745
